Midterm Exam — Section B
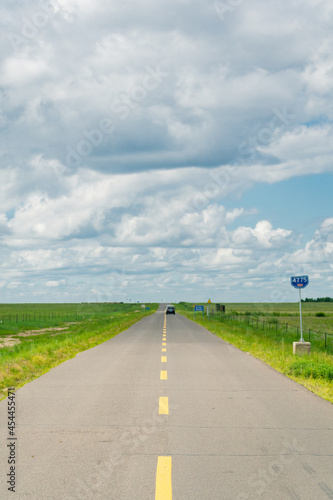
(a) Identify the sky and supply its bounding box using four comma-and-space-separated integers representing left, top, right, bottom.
0, 0, 332, 304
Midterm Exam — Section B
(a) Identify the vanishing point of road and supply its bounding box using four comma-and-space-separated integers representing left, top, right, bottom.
1, 305, 332, 499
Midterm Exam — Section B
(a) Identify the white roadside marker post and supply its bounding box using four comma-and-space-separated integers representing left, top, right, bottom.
299, 288, 304, 343
291, 275, 310, 354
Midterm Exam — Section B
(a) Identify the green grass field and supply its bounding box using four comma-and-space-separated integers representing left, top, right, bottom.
206, 301, 333, 318
177, 302, 333, 403
0, 303, 158, 400
179, 301, 333, 332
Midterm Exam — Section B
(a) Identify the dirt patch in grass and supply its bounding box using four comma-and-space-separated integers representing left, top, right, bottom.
18, 327, 68, 337
0, 326, 70, 348
0, 338, 20, 348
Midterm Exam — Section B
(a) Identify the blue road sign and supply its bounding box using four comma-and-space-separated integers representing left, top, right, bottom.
195, 305, 204, 312
291, 275, 309, 289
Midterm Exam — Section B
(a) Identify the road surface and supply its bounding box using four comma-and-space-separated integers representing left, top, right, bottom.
0, 305, 332, 499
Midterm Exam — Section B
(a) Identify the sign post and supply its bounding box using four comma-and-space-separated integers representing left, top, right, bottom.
291, 275, 309, 343
195, 305, 204, 318
207, 299, 211, 318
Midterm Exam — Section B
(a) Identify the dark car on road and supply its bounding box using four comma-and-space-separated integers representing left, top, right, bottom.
165, 305, 175, 315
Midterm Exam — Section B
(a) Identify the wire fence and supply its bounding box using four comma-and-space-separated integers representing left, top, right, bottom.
0, 312, 86, 324
0, 304, 146, 326
217, 313, 333, 350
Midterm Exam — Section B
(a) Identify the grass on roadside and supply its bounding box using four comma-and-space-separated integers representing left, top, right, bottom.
0, 304, 158, 401
177, 304, 333, 404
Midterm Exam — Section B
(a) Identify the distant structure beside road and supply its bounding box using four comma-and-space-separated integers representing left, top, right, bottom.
216, 304, 225, 313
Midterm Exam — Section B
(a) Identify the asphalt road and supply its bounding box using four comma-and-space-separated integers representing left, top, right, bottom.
0, 305, 333, 499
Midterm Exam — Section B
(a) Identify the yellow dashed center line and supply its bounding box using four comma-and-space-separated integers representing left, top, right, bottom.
155, 456, 172, 499
159, 396, 169, 414
156, 318, 172, 499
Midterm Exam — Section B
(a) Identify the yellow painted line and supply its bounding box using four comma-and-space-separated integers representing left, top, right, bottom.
161, 356, 167, 362
160, 370, 167, 380
162, 342, 166, 346
162, 348, 166, 352
155, 456, 172, 500
159, 397, 169, 414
